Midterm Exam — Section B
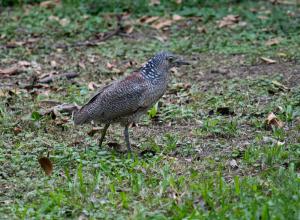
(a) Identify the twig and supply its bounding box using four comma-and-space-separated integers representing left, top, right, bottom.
41, 103, 80, 116
57, 15, 123, 49
38, 72, 79, 83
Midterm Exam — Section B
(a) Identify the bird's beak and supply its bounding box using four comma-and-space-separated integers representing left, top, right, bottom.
174, 59, 190, 66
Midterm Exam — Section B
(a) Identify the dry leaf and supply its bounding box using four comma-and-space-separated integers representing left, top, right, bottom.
78, 62, 86, 69
0, 90, 6, 97
124, 60, 136, 69
266, 112, 284, 128
172, 14, 183, 21
257, 15, 268, 20
106, 62, 115, 69
176, 0, 182, 4
197, 26, 207, 33
50, 60, 57, 67
112, 68, 122, 74
27, 38, 39, 44
13, 127, 22, 135
149, 0, 160, 6
152, 19, 173, 29
265, 38, 281, 46
6, 40, 25, 48
277, 52, 287, 57
218, 15, 240, 28
272, 80, 288, 90
260, 57, 277, 64
154, 35, 168, 42
18, 61, 31, 67
40, 0, 60, 8
87, 127, 101, 136
229, 159, 238, 168
0, 65, 20, 75
38, 157, 53, 176
48, 15, 60, 22
124, 25, 134, 34
238, 21, 247, 27
139, 16, 160, 24
88, 82, 100, 90
59, 18, 70, 27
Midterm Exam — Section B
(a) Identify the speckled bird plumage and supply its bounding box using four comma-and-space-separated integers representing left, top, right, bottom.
74, 51, 189, 152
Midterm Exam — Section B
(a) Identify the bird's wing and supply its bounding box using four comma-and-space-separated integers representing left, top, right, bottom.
74, 73, 148, 124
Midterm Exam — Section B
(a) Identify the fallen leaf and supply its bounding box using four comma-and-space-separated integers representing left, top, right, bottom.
149, 0, 160, 6
6, 40, 25, 48
112, 68, 122, 74
106, 62, 116, 69
78, 214, 89, 220
13, 127, 22, 134
154, 35, 168, 42
88, 82, 100, 90
139, 16, 160, 24
50, 60, 57, 67
277, 52, 287, 57
229, 159, 238, 168
48, 15, 60, 22
217, 15, 240, 28
152, 19, 173, 29
27, 37, 39, 44
18, 61, 31, 67
40, 0, 60, 8
260, 57, 277, 64
176, 0, 182, 4
59, 18, 70, 27
78, 62, 86, 69
87, 127, 101, 136
124, 60, 136, 69
38, 157, 53, 176
262, 136, 285, 146
266, 112, 284, 128
238, 21, 247, 27
257, 15, 268, 20
271, 80, 288, 90
0, 65, 20, 75
124, 25, 134, 34
197, 26, 207, 33
0, 90, 6, 97
172, 14, 183, 21
265, 38, 281, 46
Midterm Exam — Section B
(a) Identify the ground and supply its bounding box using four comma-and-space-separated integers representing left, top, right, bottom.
0, 0, 300, 219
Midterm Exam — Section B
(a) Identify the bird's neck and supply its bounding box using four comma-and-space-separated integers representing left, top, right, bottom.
140, 60, 168, 82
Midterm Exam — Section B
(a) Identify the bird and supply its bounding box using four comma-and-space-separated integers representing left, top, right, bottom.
73, 51, 189, 153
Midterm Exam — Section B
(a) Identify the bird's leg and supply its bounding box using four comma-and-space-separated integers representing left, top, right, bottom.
123, 125, 132, 153
99, 123, 110, 147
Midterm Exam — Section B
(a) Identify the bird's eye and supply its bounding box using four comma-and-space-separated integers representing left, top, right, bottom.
167, 56, 175, 62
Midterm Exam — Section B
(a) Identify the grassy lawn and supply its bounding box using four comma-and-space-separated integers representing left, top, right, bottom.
0, 0, 300, 219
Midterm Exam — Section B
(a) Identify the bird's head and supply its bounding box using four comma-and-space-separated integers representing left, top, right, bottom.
141, 51, 190, 80
156, 51, 190, 69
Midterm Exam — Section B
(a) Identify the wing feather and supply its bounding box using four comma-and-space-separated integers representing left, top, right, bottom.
74, 73, 147, 124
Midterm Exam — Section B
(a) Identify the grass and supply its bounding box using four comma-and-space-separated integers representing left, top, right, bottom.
1, 0, 300, 219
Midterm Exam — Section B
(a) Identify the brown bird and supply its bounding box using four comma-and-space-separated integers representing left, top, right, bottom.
74, 51, 189, 153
